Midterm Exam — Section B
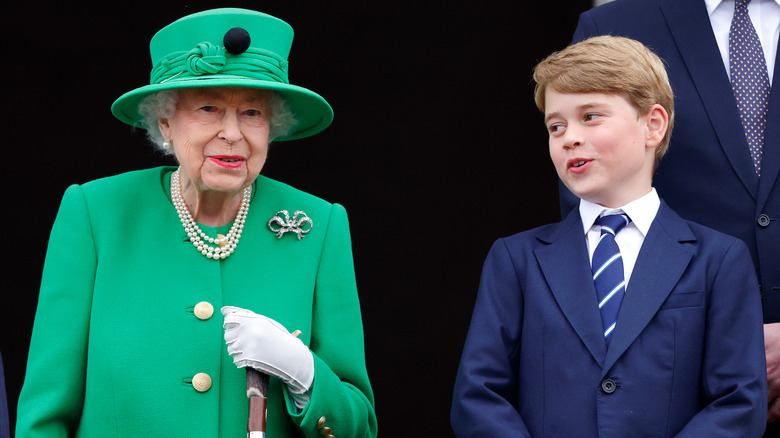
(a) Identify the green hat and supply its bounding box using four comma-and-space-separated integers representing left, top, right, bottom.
111, 8, 333, 141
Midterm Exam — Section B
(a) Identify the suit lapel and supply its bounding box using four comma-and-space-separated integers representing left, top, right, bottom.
757, 43, 780, 209
660, 0, 759, 199
602, 203, 695, 374
535, 211, 607, 366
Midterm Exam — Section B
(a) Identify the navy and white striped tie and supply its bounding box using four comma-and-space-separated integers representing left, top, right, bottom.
592, 214, 631, 345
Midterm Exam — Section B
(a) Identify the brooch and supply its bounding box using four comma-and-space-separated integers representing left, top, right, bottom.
268, 210, 313, 240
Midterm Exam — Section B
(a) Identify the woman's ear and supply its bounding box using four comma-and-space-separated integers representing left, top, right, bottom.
158, 117, 172, 142
644, 104, 669, 150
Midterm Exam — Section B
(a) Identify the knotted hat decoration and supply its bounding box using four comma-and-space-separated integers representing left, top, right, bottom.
150, 43, 289, 85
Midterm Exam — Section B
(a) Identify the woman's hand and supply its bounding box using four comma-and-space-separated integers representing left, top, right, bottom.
222, 306, 314, 396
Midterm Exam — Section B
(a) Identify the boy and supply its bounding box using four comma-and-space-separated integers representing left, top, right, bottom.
450, 36, 767, 437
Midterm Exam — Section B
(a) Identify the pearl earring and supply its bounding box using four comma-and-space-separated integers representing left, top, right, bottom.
162, 139, 173, 150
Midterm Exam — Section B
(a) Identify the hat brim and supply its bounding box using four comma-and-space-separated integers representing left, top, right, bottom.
111, 75, 333, 141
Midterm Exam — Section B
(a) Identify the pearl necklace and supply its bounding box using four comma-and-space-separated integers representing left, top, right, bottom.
171, 168, 251, 260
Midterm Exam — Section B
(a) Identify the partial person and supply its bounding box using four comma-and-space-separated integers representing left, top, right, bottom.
0, 351, 8, 438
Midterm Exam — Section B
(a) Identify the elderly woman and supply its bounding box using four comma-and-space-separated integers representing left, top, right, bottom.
16, 8, 377, 438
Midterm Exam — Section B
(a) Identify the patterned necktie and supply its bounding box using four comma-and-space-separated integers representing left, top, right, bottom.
592, 214, 631, 345
729, 0, 771, 175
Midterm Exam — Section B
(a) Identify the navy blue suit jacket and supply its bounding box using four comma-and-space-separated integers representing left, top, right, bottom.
561, 0, 780, 322
451, 203, 766, 437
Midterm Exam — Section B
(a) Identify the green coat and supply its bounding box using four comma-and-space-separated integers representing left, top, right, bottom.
17, 167, 378, 438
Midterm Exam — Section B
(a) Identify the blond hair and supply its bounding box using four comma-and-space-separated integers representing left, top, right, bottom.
533, 36, 675, 166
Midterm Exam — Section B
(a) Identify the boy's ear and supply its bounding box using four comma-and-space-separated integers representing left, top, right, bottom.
644, 104, 668, 149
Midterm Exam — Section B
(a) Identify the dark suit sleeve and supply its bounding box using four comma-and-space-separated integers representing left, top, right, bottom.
451, 239, 531, 437
0, 351, 9, 438
676, 239, 767, 437
572, 9, 600, 43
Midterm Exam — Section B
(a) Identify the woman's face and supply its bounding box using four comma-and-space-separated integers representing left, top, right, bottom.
159, 87, 272, 196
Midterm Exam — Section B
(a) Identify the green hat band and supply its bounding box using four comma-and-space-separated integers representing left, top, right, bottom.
150, 42, 290, 85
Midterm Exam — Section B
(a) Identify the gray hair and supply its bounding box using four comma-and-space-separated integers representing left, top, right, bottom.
137, 89, 298, 153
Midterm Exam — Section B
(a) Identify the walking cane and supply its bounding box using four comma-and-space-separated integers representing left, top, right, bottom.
246, 329, 302, 438
247, 368, 269, 438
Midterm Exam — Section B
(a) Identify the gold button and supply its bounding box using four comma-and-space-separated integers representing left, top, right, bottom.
317, 416, 327, 428
319, 426, 332, 436
194, 301, 214, 320
192, 372, 212, 392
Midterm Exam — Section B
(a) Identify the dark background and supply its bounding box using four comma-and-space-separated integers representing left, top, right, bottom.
3, 1, 592, 435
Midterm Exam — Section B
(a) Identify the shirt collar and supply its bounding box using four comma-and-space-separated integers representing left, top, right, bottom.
579, 188, 660, 237
705, 0, 726, 16
705, 0, 780, 16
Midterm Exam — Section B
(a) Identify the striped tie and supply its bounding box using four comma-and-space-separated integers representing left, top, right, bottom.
729, 0, 770, 175
592, 214, 631, 345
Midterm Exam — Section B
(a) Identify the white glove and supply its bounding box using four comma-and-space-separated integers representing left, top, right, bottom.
222, 306, 314, 397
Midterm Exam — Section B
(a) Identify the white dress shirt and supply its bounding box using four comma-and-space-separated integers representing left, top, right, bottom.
705, 0, 780, 84
580, 189, 661, 288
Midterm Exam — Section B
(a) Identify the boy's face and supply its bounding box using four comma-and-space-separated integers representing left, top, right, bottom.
544, 89, 665, 208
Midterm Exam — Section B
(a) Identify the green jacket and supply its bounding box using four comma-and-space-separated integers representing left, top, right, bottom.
17, 167, 377, 437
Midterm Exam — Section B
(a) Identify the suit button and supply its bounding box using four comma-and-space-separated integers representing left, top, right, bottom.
194, 301, 214, 320
601, 379, 617, 394
758, 214, 771, 227
192, 372, 212, 392
317, 417, 327, 428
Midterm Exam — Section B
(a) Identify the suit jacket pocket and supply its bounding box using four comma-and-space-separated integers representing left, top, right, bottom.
660, 290, 703, 310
